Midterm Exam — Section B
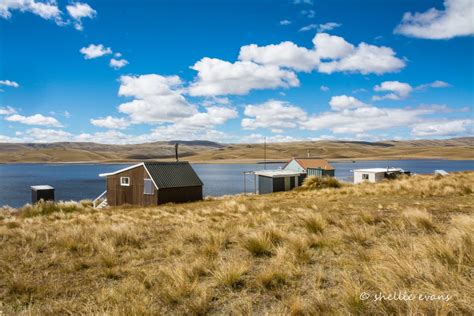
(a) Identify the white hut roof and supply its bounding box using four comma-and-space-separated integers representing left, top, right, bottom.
353, 168, 403, 173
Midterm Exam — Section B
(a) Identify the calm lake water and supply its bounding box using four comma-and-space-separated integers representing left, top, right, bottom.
0, 160, 472, 208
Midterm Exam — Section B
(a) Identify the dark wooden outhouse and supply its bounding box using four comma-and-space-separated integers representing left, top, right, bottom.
99, 161, 203, 206
31, 185, 55, 204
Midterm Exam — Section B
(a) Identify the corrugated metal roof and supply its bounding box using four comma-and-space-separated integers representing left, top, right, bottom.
294, 158, 335, 171
353, 168, 402, 173
254, 169, 301, 178
144, 162, 203, 189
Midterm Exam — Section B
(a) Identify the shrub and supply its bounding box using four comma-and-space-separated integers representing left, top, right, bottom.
19, 200, 85, 217
301, 176, 341, 190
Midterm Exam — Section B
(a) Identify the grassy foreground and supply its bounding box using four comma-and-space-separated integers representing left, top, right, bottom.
0, 173, 473, 314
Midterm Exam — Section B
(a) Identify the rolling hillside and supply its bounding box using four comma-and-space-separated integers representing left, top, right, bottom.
0, 138, 472, 163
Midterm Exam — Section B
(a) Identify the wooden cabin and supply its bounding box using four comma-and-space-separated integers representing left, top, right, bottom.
98, 161, 203, 206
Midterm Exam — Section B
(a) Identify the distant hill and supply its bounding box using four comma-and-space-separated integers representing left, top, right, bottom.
0, 138, 472, 163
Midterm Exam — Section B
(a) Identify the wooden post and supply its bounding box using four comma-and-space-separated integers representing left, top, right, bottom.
264, 137, 267, 170
254, 173, 257, 194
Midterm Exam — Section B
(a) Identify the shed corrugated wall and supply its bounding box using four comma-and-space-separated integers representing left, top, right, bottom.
307, 168, 335, 177
258, 176, 273, 194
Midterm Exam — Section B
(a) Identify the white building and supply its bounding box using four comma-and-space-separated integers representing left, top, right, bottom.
353, 168, 403, 184
253, 170, 301, 194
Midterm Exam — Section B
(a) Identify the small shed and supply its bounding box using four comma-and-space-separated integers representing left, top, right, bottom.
353, 168, 404, 184
283, 158, 335, 184
31, 185, 55, 204
254, 170, 301, 194
99, 161, 203, 206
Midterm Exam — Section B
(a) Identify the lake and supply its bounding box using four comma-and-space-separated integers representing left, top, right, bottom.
0, 159, 472, 208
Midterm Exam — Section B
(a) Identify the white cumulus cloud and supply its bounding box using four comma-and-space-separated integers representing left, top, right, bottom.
239, 41, 319, 72
0, 106, 17, 115
0, 0, 61, 21
320, 85, 329, 92
66, 2, 96, 30
317, 22, 341, 32
109, 58, 129, 69
315, 34, 405, 74
80, 44, 112, 59
411, 119, 473, 136
0, 80, 20, 88
118, 74, 196, 124
313, 33, 354, 59
300, 22, 341, 32
329, 95, 367, 111
241, 100, 307, 130
5, 113, 62, 127
373, 81, 413, 101
90, 116, 130, 129
395, 0, 474, 39
301, 105, 441, 134
188, 57, 299, 96
239, 33, 405, 76
416, 80, 451, 90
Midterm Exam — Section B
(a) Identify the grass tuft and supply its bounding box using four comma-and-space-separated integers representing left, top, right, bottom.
302, 214, 327, 234
243, 232, 275, 257
212, 261, 248, 289
301, 176, 341, 190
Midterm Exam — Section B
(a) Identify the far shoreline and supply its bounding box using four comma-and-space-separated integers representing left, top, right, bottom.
1, 156, 473, 165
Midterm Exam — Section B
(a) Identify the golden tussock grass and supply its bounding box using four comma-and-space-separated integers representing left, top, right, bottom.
0, 172, 473, 314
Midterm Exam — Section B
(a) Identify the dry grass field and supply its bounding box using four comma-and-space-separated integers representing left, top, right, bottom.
189, 138, 474, 162
0, 173, 473, 314
0, 137, 472, 163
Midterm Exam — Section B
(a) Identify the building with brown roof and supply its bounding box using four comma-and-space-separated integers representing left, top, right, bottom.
283, 158, 335, 184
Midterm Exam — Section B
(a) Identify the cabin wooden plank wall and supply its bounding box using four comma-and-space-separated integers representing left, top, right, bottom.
106, 166, 157, 206
157, 186, 202, 204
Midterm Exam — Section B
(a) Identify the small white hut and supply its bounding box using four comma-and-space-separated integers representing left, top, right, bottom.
353, 168, 403, 184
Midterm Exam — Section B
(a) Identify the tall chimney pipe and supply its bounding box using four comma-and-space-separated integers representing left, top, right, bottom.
175, 143, 179, 162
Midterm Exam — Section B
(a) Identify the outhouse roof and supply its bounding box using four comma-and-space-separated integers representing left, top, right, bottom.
31, 185, 54, 190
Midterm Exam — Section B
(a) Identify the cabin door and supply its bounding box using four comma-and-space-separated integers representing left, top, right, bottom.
284, 177, 290, 191
120, 188, 132, 205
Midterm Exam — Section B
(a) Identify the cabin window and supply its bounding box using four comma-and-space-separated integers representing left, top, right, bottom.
120, 177, 130, 186
144, 179, 154, 195
362, 174, 369, 180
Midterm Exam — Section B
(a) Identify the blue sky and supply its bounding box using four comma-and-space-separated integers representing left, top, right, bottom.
0, 0, 473, 144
